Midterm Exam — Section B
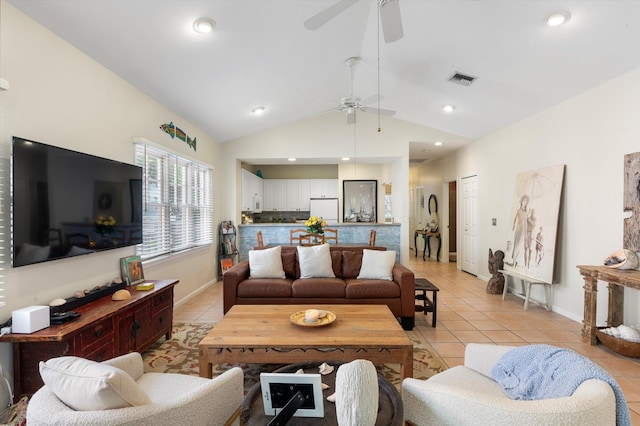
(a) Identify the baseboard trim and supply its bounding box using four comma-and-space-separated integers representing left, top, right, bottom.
174, 280, 216, 308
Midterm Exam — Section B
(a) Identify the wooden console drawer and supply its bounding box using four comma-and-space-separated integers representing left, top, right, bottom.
82, 340, 115, 363
78, 317, 114, 351
153, 289, 173, 309
152, 307, 172, 333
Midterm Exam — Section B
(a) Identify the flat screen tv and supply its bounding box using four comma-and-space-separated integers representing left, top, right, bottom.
12, 137, 143, 267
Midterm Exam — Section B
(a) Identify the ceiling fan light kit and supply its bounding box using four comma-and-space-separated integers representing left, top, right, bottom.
324, 56, 396, 124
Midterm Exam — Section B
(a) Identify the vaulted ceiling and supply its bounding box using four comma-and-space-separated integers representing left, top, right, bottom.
8, 0, 640, 164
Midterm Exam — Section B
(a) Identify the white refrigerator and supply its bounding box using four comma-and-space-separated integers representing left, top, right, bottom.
309, 198, 339, 225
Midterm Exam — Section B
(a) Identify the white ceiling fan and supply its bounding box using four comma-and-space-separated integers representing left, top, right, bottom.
304, 0, 404, 43
325, 56, 396, 125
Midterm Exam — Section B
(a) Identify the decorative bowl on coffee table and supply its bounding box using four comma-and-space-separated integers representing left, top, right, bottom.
290, 310, 336, 327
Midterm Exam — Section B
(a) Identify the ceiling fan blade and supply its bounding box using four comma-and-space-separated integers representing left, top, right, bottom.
380, 0, 403, 43
360, 106, 396, 116
304, 0, 359, 31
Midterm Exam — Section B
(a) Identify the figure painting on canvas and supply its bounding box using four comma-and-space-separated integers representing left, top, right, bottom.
505, 165, 565, 283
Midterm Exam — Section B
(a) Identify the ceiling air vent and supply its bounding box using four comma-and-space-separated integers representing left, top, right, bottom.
448, 72, 477, 87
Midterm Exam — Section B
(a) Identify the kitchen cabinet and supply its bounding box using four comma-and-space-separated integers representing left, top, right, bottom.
241, 169, 263, 212
287, 179, 310, 211
262, 178, 337, 212
263, 179, 287, 211
309, 179, 338, 199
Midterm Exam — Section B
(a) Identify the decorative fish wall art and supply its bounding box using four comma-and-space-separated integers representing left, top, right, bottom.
159, 121, 197, 151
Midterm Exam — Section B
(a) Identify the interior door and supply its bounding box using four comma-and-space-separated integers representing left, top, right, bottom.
461, 175, 479, 275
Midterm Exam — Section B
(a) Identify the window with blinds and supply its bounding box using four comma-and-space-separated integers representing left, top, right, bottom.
134, 143, 212, 260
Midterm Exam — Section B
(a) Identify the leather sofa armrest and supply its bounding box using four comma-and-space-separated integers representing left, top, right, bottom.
393, 263, 415, 316
223, 260, 249, 313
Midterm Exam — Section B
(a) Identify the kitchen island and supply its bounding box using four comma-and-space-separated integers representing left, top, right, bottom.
238, 223, 402, 261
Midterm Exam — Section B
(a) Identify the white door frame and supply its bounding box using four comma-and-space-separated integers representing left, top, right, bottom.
440, 181, 450, 264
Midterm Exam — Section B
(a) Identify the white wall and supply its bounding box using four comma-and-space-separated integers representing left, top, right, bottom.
0, 2, 224, 405
413, 66, 640, 325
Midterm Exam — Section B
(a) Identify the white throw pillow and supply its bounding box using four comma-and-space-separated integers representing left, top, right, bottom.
39, 356, 152, 411
297, 244, 335, 278
357, 249, 396, 281
249, 246, 285, 279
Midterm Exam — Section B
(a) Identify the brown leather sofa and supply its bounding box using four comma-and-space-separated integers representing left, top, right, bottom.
223, 246, 416, 330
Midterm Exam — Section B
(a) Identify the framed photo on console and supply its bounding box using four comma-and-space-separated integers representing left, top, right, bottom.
121, 255, 145, 286
260, 372, 324, 418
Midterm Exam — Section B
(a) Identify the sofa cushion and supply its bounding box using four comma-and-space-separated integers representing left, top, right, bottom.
297, 244, 336, 278
357, 249, 396, 281
282, 251, 298, 278
39, 356, 152, 411
249, 246, 285, 279
345, 279, 401, 299
341, 251, 363, 279
237, 278, 294, 298
292, 278, 346, 298
331, 251, 343, 278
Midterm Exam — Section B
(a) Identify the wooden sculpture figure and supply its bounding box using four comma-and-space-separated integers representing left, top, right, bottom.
486, 248, 505, 294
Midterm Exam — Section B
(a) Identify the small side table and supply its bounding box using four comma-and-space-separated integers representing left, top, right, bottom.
414, 230, 442, 261
415, 278, 439, 327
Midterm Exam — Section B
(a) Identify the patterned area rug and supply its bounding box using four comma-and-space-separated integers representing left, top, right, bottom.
141, 322, 446, 391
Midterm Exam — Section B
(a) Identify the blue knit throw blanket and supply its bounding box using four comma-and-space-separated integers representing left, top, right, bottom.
491, 344, 630, 426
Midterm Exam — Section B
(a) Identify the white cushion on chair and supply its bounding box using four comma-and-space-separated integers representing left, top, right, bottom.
39, 356, 152, 411
249, 246, 285, 278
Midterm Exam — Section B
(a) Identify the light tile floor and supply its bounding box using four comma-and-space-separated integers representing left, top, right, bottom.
174, 255, 640, 422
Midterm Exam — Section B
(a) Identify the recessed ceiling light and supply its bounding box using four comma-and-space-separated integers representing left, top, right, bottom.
546, 11, 571, 27
193, 17, 216, 33
288, 158, 296, 162
252, 106, 266, 115
434, 141, 443, 146
341, 157, 350, 161
443, 105, 455, 113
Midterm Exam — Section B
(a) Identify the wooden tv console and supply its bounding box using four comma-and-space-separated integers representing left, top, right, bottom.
0, 279, 178, 401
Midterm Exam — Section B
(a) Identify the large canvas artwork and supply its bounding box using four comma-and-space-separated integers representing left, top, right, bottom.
624, 152, 640, 252
505, 165, 565, 283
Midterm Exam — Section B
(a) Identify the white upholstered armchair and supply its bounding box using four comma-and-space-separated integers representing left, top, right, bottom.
26, 352, 244, 426
402, 343, 617, 426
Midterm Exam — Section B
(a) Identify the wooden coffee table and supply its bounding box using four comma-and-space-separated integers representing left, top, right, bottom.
199, 304, 413, 380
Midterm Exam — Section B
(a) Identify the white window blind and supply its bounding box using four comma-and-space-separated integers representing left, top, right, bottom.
134, 143, 212, 259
